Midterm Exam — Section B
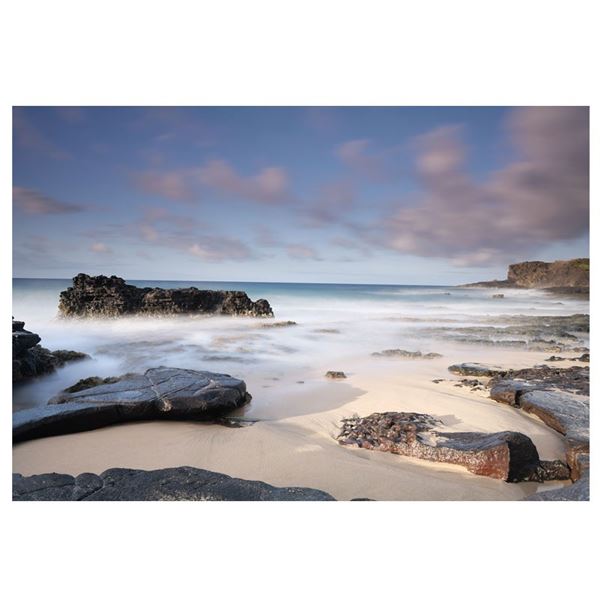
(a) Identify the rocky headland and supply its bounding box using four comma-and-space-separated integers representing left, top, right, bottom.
58, 273, 274, 317
12, 467, 335, 501
462, 258, 589, 293
13, 319, 89, 383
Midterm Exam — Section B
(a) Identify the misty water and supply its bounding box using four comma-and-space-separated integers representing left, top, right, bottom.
13, 278, 589, 413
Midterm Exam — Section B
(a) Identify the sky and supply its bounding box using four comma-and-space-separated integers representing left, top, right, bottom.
12, 106, 589, 284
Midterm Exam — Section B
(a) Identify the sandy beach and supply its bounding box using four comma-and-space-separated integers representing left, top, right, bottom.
13, 348, 576, 500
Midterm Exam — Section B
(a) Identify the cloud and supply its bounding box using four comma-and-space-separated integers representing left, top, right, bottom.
13, 187, 85, 215
303, 181, 356, 227
90, 242, 112, 254
384, 107, 589, 266
286, 244, 321, 260
13, 108, 71, 159
132, 170, 195, 201
187, 236, 255, 261
198, 160, 289, 203
335, 139, 393, 181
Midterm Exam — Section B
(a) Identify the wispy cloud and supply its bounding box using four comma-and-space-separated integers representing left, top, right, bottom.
383, 107, 589, 266
13, 108, 71, 159
286, 244, 321, 260
13, 187, 85, 215
90, 242, 112, 253
198, 160, 290, 204
303, 181, 356, 227
132, 169, 196, 201
335, 139, 396, 181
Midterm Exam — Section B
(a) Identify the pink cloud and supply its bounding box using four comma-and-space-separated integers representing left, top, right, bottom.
132, 170, 195, 201
384, 107, 589, 266
90, 242, 112, 253
198, 160, 289, 203
13, 187, 84, 215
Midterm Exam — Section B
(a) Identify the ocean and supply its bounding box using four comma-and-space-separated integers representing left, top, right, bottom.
12, 278, 589, 412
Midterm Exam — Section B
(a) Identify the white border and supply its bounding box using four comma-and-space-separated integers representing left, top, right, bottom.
1, 1, 597, 598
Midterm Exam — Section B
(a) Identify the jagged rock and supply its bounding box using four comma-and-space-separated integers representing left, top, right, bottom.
13, 367, 251, 443
12, 467, 335, 501
58, 273, 274, 318
326, 371, 347, 379
448, 363, 507, 377
12, 318, 89, 383
489, 365, 589, 396
372, 349, 442, 359
337, 412, 568, 482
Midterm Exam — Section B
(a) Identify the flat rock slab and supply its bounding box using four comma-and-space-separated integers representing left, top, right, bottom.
13, 367, 251, 443
337, 412, 568, 482
372, 349, 442, 359
12, 467, 335, 501
448, 363, 507, 377
489, 373, 589, 480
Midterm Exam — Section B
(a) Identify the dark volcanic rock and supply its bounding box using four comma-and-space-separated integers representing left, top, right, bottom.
13, 367, 251, 443
12, 467, 335, 501
488, 366, 589, 480
58, 273, 274, 318
524, 456, 589, 501
337, 412, 567, 482
372, 349, 442, 359
12, 319, 89, 383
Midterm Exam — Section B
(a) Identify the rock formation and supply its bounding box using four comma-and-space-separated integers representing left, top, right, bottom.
12, 467, 335, 501
337, 412, 569, 482
488, 368, 589, 482
462, 258, 589, 292
13, 367, 251, 442
12, 319, 89, 383
58, 273, 274, 318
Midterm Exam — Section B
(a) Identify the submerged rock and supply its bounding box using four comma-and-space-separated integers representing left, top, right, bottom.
337, 412, 568, 482
12, 467, 335, 501
259, 320, 297, 328
326, 371, 347, 379
372, 349, 442, 359
13, 367, 251, 442
12, 318, 89, 383
58, 273, 274, 318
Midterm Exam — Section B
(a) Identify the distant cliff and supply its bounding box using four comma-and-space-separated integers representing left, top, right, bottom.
462, 259, 589, 291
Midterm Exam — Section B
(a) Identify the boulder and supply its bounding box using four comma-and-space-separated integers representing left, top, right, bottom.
12, 318, 89, 383
58, 273, 274, 317
13, 367, 251, 442
12, 467, 335, 501
337, 412, 568, 482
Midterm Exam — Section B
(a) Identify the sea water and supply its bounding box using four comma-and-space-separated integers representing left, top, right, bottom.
12, 278, 589, 412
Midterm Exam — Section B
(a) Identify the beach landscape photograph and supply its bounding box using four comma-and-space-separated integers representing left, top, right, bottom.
11, 106, 589, 501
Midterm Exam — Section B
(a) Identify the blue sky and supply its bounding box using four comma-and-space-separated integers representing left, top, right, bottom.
13, 106, 589, 284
